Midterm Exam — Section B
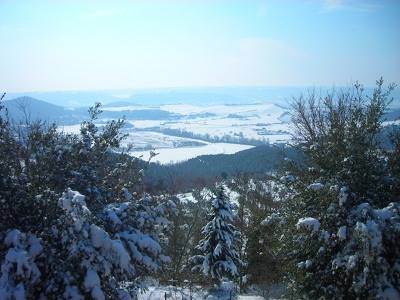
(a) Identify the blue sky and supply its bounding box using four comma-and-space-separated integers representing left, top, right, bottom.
0, 0, 399, 92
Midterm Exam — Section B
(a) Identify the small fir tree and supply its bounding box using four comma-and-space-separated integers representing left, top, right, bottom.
191, 186, 243, 285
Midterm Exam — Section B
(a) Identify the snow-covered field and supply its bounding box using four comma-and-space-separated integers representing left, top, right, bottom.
106, 102, 292, 143
131, 142, 253, 164
59, 102, 291, 164
123, 131, 207, 150
119, 102, 290, 163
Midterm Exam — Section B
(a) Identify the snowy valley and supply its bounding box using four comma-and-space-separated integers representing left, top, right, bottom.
1, 87, 400, 299
2, 1, 400, 298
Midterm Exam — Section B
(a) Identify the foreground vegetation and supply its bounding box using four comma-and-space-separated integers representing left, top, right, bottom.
0, 79, 399, 299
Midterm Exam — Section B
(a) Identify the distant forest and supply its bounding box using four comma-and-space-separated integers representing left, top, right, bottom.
143, 144, 302, 192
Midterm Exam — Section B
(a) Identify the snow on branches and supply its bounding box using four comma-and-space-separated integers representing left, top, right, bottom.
0, 188, 174, 299
190, 187, 243, 283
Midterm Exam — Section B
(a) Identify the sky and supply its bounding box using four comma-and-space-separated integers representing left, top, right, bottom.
0, 0, 399, 92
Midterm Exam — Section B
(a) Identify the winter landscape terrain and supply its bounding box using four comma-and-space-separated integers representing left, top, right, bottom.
1, 87, 399, 300
4, 95, 294, 164
1, 1, 400, 299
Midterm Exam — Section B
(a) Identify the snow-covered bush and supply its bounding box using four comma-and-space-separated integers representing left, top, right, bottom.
190, 187, 243, 285
265, 80, 400, 298
0, 100, 174, 298
0, 189, 174, 299
0, 230, 42, 299
291, 197, 400, 299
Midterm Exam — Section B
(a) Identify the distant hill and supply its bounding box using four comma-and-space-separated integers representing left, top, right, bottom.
101, 109, 181, 120
5, 86, 400, 108
2, 97, 87, 124
4, 87, 308, 107
2, 97, 181, 124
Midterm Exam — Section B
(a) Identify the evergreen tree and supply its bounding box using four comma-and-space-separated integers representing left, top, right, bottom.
190, 187, 243, 285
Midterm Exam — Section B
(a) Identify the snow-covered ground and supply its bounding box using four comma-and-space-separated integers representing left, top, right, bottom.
131, 142, 253, 164
121, 103, 290, 163
137, 286, 206, 300
383, 120, 400, 126
176, 192, 197, 204
58, 102, 291, 164
58, 125, 254, 164
58, 124, 81, 134
123, 131, 207, 150
175, 187, 239, 205
137, 286, 267, 300
111, 102, 292, 143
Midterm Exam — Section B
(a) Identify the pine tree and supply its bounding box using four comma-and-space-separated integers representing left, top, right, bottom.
190, 186, 243, 285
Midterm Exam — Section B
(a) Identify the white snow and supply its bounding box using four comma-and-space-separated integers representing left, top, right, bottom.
136, 286, 266, 300
337, 226, 347, 241
261, 213, 281, 226
280, 174, 295, 183
90, 224, 110, 249
308, 182, 324, 191
137, 286, 204, 300
89, 224, 132, 272
122, 131, 207, 150
84, 269, 105, 300
0, 230, 42, 300
131, 143, 253, 164
176, 192, 197, 203
58, 124, 81, 134
58, 102, 292, 164
305, 259, 313, 269
62, 102, 292, 145
382, 120, 400, 126
338, 186, 348, 206
84, 269, 101, 290
296, 217, 320, 232
355, 220, 382, 249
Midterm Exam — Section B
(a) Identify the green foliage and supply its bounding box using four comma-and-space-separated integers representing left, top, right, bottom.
162, 191, 209, 283
227, 176, 281, 286
0, 100, 142, 231
0, 99, 169, 298
266, 79, 400, 299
